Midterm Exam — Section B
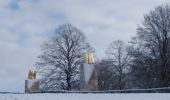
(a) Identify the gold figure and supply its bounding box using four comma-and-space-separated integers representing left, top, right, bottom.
28, 70, 37, 80
85, 52, 95, 64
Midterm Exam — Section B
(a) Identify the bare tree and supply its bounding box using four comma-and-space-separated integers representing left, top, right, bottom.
36, 24, 93, 91
97, 59, 120, 90
128, 44, 158, 88
105, 40, 130, 90
130, 4, 170, 88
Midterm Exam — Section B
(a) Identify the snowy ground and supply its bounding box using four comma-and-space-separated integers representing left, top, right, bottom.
0, 93, 170, 100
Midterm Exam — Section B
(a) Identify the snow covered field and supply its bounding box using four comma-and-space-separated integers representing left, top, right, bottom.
0, 93, 170, 100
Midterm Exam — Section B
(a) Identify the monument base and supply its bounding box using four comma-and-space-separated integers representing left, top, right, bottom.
80, 63, 98, 91
25, 79, 40, 93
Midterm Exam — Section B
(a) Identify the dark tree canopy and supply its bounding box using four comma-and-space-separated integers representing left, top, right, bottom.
130, 4, 170, 88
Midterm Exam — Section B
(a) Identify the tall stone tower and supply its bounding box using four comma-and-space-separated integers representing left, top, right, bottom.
80, 52, 98, 91
25, 70, 40, 93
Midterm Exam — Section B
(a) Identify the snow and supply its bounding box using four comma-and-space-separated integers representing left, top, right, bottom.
0, 93, 170, 100
84, 63, 95, 83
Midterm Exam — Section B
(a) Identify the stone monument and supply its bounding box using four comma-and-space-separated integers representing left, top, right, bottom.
25, 70, 40, 93
80, 52, 98, 91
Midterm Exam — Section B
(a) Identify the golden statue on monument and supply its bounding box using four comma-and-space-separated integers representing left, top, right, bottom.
28, 70, 37, 80
85, 52, 95, 64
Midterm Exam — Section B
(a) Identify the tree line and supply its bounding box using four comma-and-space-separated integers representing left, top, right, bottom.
36, 4, 170, 91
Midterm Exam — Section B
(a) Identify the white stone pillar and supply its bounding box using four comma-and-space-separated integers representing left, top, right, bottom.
25, 79, 40, 93
25, 70, 40, 93
80, 53, 98, 91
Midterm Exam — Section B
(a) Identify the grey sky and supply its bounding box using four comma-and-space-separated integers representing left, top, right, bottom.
0, 0, 169, 92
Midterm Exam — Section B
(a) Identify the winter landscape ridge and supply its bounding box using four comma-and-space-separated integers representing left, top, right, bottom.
0, 93, 170, 100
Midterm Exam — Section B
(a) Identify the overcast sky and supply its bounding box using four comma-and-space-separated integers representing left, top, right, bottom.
0, 0, 169, 92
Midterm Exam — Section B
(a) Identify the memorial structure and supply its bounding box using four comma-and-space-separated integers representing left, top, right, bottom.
25, 70, 40, 93
80, 52, 98, 91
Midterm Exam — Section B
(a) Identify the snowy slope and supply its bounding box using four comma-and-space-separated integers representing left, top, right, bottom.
0, 93, 170, 100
